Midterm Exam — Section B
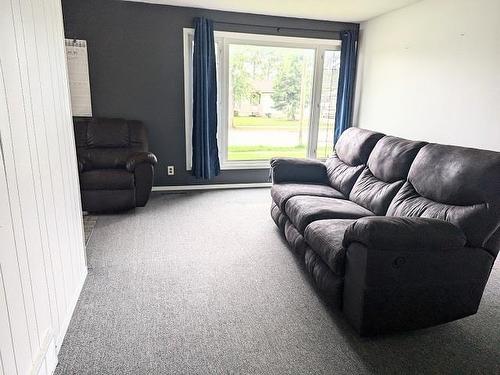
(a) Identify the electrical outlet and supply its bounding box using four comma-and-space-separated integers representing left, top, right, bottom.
167, 165, 175, 176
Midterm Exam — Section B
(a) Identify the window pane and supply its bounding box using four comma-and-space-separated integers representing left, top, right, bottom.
316, 50, 341, 160
227, 44, 315, 161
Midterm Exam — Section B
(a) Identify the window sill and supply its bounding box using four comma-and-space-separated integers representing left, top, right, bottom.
220, 161, 270, 170
186, 161, 271, 171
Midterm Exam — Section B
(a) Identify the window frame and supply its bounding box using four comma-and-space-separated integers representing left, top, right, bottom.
183, 28, 341, 170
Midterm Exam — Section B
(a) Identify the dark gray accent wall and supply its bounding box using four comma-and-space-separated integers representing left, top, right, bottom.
62, 0, 358, 186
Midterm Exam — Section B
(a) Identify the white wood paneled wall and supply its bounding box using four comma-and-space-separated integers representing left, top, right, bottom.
0, 0, 87, 374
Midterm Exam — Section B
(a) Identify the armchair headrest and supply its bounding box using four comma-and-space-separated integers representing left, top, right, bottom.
73, 117, 148, 151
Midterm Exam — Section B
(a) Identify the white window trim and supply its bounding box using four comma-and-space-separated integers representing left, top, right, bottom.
183, 28, 341, 171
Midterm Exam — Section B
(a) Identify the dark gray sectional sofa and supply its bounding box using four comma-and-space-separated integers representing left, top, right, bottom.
270, 128, 500, 336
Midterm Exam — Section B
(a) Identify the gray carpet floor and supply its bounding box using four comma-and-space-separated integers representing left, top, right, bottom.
56, 189, 500, 375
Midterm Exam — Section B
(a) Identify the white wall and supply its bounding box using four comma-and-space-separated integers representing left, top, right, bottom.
354, 0, 500, 151
0, 0, 87, 374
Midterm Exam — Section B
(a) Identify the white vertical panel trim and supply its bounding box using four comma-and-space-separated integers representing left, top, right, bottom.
28, 0, 79, 344
10, 0, 57, 359
52, 0, 87, 317
41, 0, 77, 315
16, 0, 58, 341
54, 0, 86, 265
0, 348, 5, 375
0, 59, 21, 375
50, 0, 80, 288
52, 0, 85, 275
0, 264, 17, 375
29, 330, 56, 375
35, 0, 71, 318
29, 0, 66, 342
42, 0, 77, 295
50, 0, 89, 346
0, 0, 87, 370
0, 56, 30, 374
2, 0, 40, 359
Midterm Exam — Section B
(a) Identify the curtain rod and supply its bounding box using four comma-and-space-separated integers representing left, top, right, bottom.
213, 20, 341, 36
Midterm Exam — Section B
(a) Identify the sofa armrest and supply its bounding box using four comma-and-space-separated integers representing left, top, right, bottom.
77, 156, 92, 172
126, 152, 158, 172
341, 216, 492, 336
270, 157, 328, 184
343, 216, 466, 251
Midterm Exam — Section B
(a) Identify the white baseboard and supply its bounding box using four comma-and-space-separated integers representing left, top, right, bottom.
30, 330, 57, 375
28, 263, 86, 375
152, 182, 271, 192
28, 264, 87, 375
56, 265, 88, 354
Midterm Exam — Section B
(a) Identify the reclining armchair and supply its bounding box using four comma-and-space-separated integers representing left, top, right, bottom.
74, 118, 157, 212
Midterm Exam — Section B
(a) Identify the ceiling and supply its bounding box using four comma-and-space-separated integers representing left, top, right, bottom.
123, 0, 422, 22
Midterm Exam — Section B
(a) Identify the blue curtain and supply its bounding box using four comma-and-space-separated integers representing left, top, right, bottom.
334, 30, 359, 144
192, 17, 220, 179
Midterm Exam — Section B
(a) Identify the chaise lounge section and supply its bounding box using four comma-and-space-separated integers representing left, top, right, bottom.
270, 128, 500, 336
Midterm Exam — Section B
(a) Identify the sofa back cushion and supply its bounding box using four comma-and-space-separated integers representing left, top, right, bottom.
367, 136, 427, 182
325, 128, 384, 196
387, 144, 500, 256
74, 118, 148, 169
349, 136, 426, 215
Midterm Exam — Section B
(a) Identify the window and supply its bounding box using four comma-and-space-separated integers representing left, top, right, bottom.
317, 50, 341, 159
184, 30, 341, 169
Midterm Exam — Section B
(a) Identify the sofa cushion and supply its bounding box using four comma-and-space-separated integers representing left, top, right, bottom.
349, 136, 426, 215
304, 247, 343, 304
271, 183, 345, 211
325, 153, 365, 196
284, 220, 307, 256
80, 169, 134, 190
271, 202, 287, 232
349, 169, 403, 216
325, 128, 384, 196
367, 136, 427, 182
388, 144, 500, 254
388, 182, 496, 252
335, 128, 385, 166
285, 196, 373, 233
304, 219, 356, 276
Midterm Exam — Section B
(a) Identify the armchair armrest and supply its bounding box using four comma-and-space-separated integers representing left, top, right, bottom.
270, 157, 328, 184
343, 216, 466, 251
77, 156, 92, 172
126, 152, 158, 172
